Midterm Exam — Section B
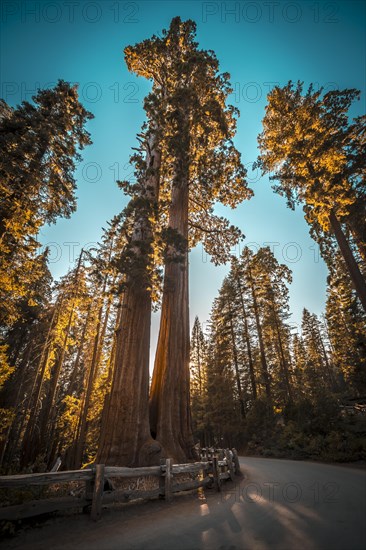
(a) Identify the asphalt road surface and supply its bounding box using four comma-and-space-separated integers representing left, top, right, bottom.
2, 457, 366, 550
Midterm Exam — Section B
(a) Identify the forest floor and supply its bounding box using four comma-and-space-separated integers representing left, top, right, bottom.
1, 457, 365, 550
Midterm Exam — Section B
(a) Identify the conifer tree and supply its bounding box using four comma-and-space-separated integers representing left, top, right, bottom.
0, 81, 93, 328
325, 253, 366, 393
301, 309, 335, 396
256, 82, 366, 312
131, 17, 252, 462
240, 248, 272, 402
189, 317, 209, 446
96, 104, 163, 464
252, 248, 293, 404
206, 288, 244, 447
230, 257, 258, 400
20, 253, 92, 467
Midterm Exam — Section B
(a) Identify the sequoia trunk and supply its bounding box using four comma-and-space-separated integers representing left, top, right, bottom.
149, 180, 196, 463
96, 134, 161, 467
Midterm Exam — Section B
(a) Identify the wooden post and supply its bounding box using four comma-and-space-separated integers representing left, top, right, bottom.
83, 466, 94, 513
224, 449, 234, 481
50, 457, 62, 472
232, 448, 242, 476
91, 464, 104, 521
159, 458, 166, 498
165, 458, 172, 503
212, 456, 221, 492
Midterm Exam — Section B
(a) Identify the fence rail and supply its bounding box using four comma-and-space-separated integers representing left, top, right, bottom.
0, 448, 241, 522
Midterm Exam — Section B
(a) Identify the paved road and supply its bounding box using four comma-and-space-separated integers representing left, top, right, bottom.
2, 457, 366, 550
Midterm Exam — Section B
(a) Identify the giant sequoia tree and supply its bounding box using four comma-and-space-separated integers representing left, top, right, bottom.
256, 82, 366, 312
143, 18, 251, 462
97, 17, 251, 465
96, 113, 163, 466
1, 58, 366, 471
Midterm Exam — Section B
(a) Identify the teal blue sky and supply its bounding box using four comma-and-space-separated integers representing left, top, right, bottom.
1, 0, 365, 346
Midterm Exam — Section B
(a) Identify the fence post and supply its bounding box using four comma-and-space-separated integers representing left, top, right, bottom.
165, 458, 172, 502
83, 466, 94, 513
212, 456, 221, 492
224, 449, 234, 481
159, 458, 166, 498
91, 464, 105, 521
232, 448, 242, 476
50, 457, 62, 472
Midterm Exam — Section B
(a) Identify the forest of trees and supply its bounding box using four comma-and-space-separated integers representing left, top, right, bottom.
0, 17, 365, 474
190, 245, 366, 460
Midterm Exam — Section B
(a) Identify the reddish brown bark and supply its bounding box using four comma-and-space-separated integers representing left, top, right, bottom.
149, 177, 196, 463
96, 136, 162, 467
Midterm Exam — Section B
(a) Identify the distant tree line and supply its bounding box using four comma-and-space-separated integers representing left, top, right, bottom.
190, 243, 366, 460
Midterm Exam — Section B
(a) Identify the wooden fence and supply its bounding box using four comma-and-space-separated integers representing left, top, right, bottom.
0, 448, 241, 522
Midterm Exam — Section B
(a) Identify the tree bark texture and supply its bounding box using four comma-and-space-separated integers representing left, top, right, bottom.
330, 209, 366, 313
149, 178, 196, 463
96, 135, 161, 467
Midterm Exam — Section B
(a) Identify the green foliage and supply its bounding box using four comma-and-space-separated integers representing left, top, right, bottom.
125, 16, 252, 267
245, 395, 366, 462
256, 81, 366, 277
0, 81, 93, 328
325, 252, 366, 393
244, 398, 275, 442
191, 243, 366, 463
1, 24, 365, 474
